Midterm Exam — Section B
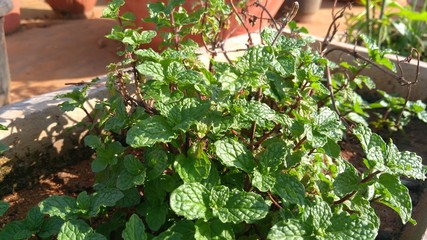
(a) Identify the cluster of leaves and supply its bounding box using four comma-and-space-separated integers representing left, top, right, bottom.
1, 0, 426, 239
0, 124, 8, 154
345, 0, 427, 60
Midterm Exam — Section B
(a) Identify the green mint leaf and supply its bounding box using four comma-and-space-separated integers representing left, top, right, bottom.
238, 46, 274, 77
215, 138, 256, 173
117, 171, 137, 190
212, 186, 269, 223
360, 34, 396, 72
38, 216, 64, 239
325, 212, 377, 240
116, 188, 142, 208
58, 220, 106, 240
117, 155, 146, 190
218, 69, 242, 93
84, 135, 102, 149
268, 219, 313, 239
158, 98, 211, 131
312, 107, 344, 142
92, 141, 124, 172
322, 139, 341, 158
76, 191, 91, 214
40, 195, 77, 220
135, 48, 162, 61
209, 185, 230, 218
0, 221, 27, 239
122, 214, 147, 240
136, 61, 164, 81
175, 152, 211, 183
333, 161, 360, 197
232, 100, 278, 127
170, 183, 211, 220
0, 201, 9, 216
23, 206, 44, 231
201, 164, 221, 190
124, 154, 145, 175
272, 174, 306, 205
138, 30, 157, 44
144, 145, 169, 180
126, 116, 177, 147
303, 199, 332, 230
138, 201, 169, 231
90, 188, 124, 216
387, 145, 425, 180
258, 141, 289, 173
153, 220, 195, 240
375, 173, 413, 224
252, 168, 276, 192
195, 219, 234, 240
352, 124, 372, 152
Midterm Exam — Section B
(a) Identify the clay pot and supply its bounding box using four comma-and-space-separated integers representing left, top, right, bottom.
4, 0, 20, 34
118, 0, 282, 48
45, 0, 97, 18
282, 0, 323, 22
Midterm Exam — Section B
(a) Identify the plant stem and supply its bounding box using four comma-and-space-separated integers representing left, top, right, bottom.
378, 0, 386, 48
365, 0, 371, 39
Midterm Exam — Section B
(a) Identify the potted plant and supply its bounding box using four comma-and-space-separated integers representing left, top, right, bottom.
45, 0, 98, 18
108, 0, 283, 49
281, 0, 323, 22
0, 0, 426, 238
3, 0, 20, 34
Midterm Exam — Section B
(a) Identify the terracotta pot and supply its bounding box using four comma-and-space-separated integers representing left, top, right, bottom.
282, 0, 323, 22
118, 0, 282, 48
4, 0, 20, 34
45, 0, 97, 18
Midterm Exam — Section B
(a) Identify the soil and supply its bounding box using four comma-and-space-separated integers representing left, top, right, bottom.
0, 156, 95, 226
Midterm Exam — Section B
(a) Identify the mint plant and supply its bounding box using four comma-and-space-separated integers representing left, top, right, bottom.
1, 0, 426, 239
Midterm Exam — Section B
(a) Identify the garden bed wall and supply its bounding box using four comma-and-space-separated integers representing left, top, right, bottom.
306, 34, 427, 101
0, 78, 108, 196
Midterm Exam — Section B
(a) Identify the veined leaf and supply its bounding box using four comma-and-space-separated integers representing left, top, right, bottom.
252, 168, 276, 192
122, 214, 147, 240
170, 183, 211, 220
375, 173, 413, 224
195, 219, 234, 240
58, 220, 106, 240
138, 200, 169, 231
144, 145, 169, 180
303, 199, 332, 230
175, 151, 211, 183
211, 186, 269, 223
23, 206, 44, 231
153, 220, 195, 240
268, 219, 313, 239
333, 161, 360, 197
40, 195, 77, 220
272, 173, 306, 205
126, 115, 177, 147
136, 61, 164, 81
158, 98, 211, 131
325, 212, 377, 240
90, 188, 124, 216
312, 107, 344, 142
215, 138, 256, 173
